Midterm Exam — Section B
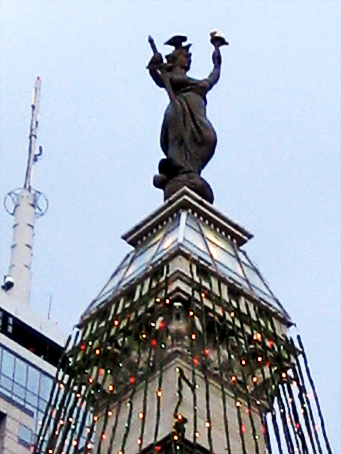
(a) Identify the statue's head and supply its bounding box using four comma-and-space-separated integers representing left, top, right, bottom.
166, 45, 192, 72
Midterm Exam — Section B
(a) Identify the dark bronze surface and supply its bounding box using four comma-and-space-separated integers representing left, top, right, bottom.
148, 34, 227, 204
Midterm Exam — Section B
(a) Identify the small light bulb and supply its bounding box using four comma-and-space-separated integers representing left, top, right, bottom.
157, 389, 162, 398
205, 421, 211, 428
139, 412, 144, 420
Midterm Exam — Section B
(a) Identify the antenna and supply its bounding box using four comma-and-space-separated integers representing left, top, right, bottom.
24, 76, 41, 191
48, 295, 52, 319
2, 77, 48, 307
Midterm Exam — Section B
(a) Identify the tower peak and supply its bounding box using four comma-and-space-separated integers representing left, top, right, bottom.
1, 77, 48, 306
24, 75, 42, 191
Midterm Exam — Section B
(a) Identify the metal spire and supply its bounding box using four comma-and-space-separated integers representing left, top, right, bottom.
2, 77, 48, 306
24, 76, 42, 191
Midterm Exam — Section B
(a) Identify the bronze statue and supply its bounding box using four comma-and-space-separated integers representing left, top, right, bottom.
148, 32, 228, 203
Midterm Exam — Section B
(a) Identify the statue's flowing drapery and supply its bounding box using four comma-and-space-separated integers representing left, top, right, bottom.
160, 75, 218, 175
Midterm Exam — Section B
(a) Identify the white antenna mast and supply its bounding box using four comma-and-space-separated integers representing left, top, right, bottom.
2, 77, 48, 306
24, 76, 41, 190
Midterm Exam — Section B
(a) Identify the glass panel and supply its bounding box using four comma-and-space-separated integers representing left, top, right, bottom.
186, 214, 201, 231
160, 228, 179, 251
13, 382, 25, 400
98, 262, 132, 298
206, 239, 240, 273
14, 357, 28, 385
253, 288, 278, 308
39, 373, 52, 401
184, 226, 207, 253
26, 390, 38, 407
216, 262, 245, 286
201, 224, 235, 255
134, 216, 180, 254
0, 374, 12, 393
27, 366, 40, 394
38, 397, 47, 411
183, 239, 213, 265
1, 349, 14, 378
242, 264, 270, 294
128, 242, 159, 274
19, 424, 33, 444
237, 249, 255, 267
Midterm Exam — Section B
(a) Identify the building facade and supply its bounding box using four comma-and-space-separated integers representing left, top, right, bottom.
0, 294, 64, 453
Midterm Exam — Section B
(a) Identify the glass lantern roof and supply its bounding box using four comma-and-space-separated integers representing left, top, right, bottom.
84, 210, 289, 321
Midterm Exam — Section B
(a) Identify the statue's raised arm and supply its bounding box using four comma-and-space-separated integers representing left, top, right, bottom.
147, 32, 228, 204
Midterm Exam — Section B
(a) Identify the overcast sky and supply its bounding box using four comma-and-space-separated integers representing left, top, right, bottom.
0, 0, 340, 450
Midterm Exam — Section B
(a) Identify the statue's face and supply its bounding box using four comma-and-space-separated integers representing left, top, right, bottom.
176, 50, 192, 71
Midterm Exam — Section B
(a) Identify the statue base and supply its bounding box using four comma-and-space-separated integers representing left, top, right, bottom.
154, 173, 214, 204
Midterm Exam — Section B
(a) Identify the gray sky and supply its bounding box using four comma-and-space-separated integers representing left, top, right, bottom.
0, 0, 340, 450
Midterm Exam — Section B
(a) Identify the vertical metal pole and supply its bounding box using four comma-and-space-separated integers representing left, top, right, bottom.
6, 77, 42, 306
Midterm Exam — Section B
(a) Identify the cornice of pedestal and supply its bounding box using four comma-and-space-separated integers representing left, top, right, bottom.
122, 187, 253, 248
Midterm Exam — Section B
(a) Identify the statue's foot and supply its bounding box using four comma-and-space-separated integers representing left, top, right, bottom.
153, 173, 168, 189
164, 173, 214, 204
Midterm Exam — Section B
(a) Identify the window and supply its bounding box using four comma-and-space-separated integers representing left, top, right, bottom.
1, 349, 14, 378
39, 373, 52, 401
27, 366, 39, 394
18, 424, 33, 447
14, 357, 28, 384
0, 375, 12, 394
7, 316, 13, 334
13, 382, 25, 401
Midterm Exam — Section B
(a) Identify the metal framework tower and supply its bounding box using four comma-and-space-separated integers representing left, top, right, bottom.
3, 76, 48, 306
34, 188, 332, 454
0, 78, 64, 454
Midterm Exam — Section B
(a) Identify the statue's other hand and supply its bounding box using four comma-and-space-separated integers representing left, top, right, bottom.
149, 52, 163, 67
212, 48, 222, 67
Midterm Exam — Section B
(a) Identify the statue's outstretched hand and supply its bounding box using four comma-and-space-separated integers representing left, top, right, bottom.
149, 52, 163, 68
212, 48, 222, 67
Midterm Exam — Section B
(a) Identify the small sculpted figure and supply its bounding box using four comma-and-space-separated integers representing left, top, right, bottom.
148, 32, 227, 203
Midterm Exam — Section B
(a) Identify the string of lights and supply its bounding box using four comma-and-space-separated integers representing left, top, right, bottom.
33, 253, 333, 454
